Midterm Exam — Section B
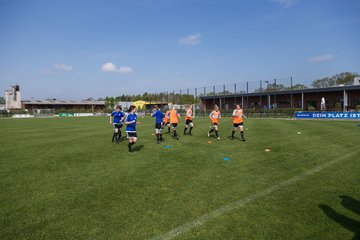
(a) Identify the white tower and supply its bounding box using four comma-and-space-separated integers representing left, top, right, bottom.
5, 85, 22, 110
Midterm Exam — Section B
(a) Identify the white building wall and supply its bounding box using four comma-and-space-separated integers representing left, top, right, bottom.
5, 85, 22, 110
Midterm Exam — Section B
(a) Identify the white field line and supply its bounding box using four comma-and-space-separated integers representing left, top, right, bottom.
150, 151, 357, 240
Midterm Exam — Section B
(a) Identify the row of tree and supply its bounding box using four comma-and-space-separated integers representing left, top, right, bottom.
104, 93, 196, 110
311, 72, 358, 88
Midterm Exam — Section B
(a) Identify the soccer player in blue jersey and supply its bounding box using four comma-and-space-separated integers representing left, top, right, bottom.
125, 105, 140, 153
109, 105, 125, 143
151, 105, 165, 144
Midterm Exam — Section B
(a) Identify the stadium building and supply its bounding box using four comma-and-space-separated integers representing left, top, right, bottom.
200, 83, 360, 112
22, 99, 105, 113
4, 85, 105, 112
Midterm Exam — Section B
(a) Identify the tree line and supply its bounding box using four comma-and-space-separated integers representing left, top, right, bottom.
311, 72, 358, 88
103, 92, 196, 111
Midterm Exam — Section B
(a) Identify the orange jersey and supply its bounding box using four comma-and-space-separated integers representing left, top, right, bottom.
185, 109, 192, 121
209, 110, 221, 124
163, 110, 170, 123
170, 109, 179, 124
232, 109, 243, 124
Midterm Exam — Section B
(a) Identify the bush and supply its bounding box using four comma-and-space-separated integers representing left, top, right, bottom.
334, 102, 342, 111
0, 110, 12, 117
307, 105, 316, 111
356, 105, 360, 111
0, 110, 31, 117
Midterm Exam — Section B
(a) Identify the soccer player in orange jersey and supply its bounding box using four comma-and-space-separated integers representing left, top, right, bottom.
169, 106, 181, 140
230, 104, 247, 141
208, 105, 221, 139
162, 109, 171, 134
183, 104, 194, 135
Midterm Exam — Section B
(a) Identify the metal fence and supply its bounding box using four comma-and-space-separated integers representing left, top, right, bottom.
146, 77, 307, 118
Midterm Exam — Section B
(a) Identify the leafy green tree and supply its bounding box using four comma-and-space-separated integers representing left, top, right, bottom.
104, 96, 116, 110
140, 92, 147, 101
334, 102, 342, 111
311, 72, 359, 88
131, 95, 142, 101
181, 94, 195, 104
219, 90, 233, 95
269, 83, 285, 91
311, 77, 335, 88
289, 84, 307, 90
254, 83, 286, 92
334, 72, 359, 85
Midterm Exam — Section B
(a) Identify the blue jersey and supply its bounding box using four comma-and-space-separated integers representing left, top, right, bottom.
125, 113, 137, 132
111, 111, 125, 124
151, 109, 165, 123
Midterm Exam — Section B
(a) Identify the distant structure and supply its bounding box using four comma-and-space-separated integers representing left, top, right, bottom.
132, 100, 168, 111
4, 84, 105, 112
5, 84, 22, 110
117, 101, 133, 111
22, 99, 105, 113
201, 85, 360, 111
354, 77, 360, 86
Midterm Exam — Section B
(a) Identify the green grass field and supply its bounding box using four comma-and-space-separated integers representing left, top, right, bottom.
1, 116, 359, 240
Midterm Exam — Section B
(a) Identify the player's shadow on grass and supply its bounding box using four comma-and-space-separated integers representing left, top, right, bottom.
319, 195, 360, 240
132, 144, 144, 152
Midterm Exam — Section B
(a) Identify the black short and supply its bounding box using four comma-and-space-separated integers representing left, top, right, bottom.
114, 123, 123, 129
185, 120, 193, 125
126, 132, 137, 138
171, 123, 178, 128
233, 122, 243, 127
155, 123, 162, 130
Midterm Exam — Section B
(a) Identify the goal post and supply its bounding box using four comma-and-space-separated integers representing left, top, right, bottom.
33, 109, 55, 118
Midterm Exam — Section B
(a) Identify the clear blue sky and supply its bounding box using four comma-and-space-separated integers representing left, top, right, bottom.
1, 0, 359, 99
